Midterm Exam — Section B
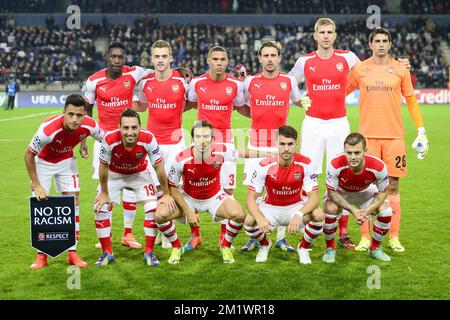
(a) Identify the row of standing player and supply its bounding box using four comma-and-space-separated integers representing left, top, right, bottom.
26, 17, 429, 269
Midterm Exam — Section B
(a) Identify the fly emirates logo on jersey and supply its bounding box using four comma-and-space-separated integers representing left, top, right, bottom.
100, 96, 129, 108
255, 94, 285, 107
201, 99, 228, 111
188, 176, 217, 187
271, 185, 301, 196
149, 98, 177, 109
312, 78, 341, 91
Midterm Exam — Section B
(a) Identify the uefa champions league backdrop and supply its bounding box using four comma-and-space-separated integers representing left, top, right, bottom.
0, 0, 449, 315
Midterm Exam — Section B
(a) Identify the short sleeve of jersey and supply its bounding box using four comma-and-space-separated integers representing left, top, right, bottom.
137, 80, 148, 103
302, 164, 319, 193
187, 80, 198, 102
325, 162, 340, 191
90, 120, 105, 142
145, 135, 163, 166
28, 126, 51, 155
346, 51, 360, 70
99, 139, 112, 165
401, 68, 415, 97
234, 80, 245, 107
243, 76, 252, 105
289, 57, 306, 83
288, 75, 302, 102
83, 78, 96, 104
133, 66, 154, 82
168, 159, 183, 187
375, 164, 390, 192
249, 161, 268, 194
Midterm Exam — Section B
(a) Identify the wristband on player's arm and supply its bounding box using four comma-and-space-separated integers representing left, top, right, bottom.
293, 211, 304, 218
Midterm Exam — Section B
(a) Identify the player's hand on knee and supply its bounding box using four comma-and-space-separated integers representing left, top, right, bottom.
34, 185, 49, 201
159, 195, 177, 214
288, 215, 301, 234
94, 192, 111, 213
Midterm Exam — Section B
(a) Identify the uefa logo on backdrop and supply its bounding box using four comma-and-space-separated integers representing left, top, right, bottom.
38, 233, 45, 241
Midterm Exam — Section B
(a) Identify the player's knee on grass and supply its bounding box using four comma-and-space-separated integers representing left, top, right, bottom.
323, 199, 339, 215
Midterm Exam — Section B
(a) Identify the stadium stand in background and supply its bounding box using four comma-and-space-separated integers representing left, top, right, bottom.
0, 1, 449, 90
1, 0, 389, 14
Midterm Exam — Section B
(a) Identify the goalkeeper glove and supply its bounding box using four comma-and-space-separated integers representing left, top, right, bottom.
411, 127, 429, 160
233, 64, 247, 80
298, 92, 311, 111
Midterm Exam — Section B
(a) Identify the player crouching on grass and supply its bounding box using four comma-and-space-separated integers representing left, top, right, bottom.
154, 120, 246, 264
322, 133, 393, 263
243, 125, 324, 264
93, 109, 177, 267
25, 94, 105, 270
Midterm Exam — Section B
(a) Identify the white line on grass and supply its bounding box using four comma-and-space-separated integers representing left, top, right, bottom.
0, 139, 30, 142
0, 111, 59, 123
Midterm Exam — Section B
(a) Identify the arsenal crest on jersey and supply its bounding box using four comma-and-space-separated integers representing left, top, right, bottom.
336, 63, 344, 72
136, 152, 144, 159
225, 87, 233, 96
124, 80, 131, 89
280, 81, 287, 91
213, 160, 221, 169
172, 84, 179, 94
388, 67, 394, 73
294, 172, 302, 181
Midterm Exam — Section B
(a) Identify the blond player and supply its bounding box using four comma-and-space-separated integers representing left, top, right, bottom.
346, 28, 428, 252
133, 40, 190, 250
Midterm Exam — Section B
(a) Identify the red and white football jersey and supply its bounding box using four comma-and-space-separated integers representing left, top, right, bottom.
249, 153, 318, 206
168, 144, 238, 200
326, 153, 389, 192
83, 66, 153, 131
99, 129, 162, 174
289, 50, 359, 120
188, 73, 244, 143
243, 72, 302, 147
137, 70, 187, 145
28, 115, 104, 164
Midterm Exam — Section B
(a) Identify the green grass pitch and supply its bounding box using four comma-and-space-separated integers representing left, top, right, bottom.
0, 105, 449, 300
